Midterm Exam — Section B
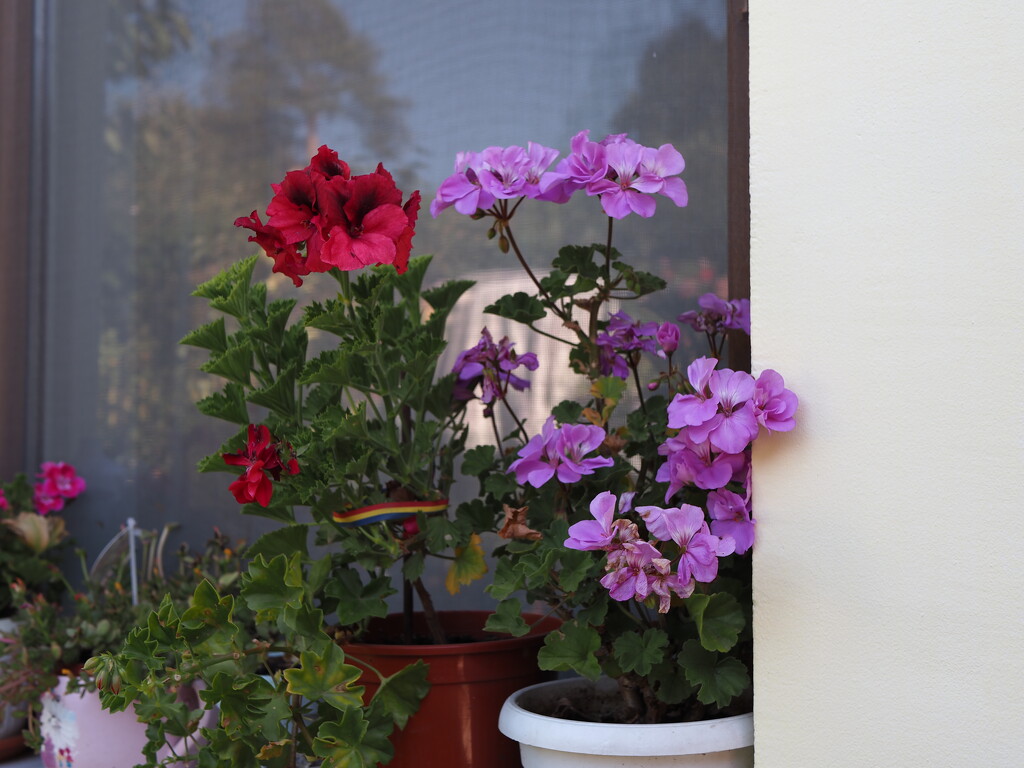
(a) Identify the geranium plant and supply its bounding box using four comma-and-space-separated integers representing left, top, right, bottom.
93, 148, 488, 767
0, 462, 86, 617
432, 130, 797, 723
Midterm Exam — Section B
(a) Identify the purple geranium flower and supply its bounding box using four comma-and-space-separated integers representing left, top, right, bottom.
430, 152, 495, 217
660, 504, 733, 585
565, 491, 636, 551
708, 489, 755, 555
752, 369, 798, 432
452, 328, 538, 406
686, 369, 759, 454
508, 417, 614, 488
666, 357, 721, 429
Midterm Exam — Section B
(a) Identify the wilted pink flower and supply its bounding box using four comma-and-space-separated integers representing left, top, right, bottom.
600, 539, 662, 602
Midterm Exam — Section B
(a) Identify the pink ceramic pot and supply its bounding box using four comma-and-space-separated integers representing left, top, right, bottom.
40, 675, 217, 768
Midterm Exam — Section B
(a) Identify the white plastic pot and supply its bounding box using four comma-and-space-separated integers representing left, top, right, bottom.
498, 678, 753, 768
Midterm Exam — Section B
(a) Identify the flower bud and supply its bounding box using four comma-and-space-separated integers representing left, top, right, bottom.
498, 235, 510, 253
656, 322, 679, 355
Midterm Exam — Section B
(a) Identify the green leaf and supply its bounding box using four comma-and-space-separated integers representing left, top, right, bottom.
312, 707, 393, 768
247, 525, 310, 562
180, 317, 227, 353
368, 660, 430, 729
612, 260, 666, 297
240, 554, 304, 615
422, 278, 475, 317
612, 629, 668, 677
551, 399, 584, 424
557, 549, 594, 592
678, 640, 751, 708
483, 471, 518, 497
178, 580, 235, 645
200, 344, 253, 387
537, 621, 602, 680
552, 244, 602, 279
283, 642, 365, 711
484, 292, 546, 325
324, 570, 393, 626
245, 364, 297, 418
650, 659, 696, 705
445, 534, 487, 594
485, 556, 525, 601
483, 598, 529, 637
195, 383, 250, 425
461, 445, 496, 478
687, 593, 745, 653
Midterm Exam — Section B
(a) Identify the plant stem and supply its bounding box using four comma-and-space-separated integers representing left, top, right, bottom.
412, 578, 447, 644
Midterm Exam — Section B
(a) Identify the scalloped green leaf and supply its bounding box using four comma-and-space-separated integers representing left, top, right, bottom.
613, 629, 668, 677
284, 643, 364, 711
368, 659, 430, 729
484, 292, 546, 324
679, 640, 751, 708
687, 592, 745, 653
483, 598, 529, 637
537, 621, 602, 680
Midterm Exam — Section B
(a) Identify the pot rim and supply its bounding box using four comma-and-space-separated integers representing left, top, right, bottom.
498, 677, 753, 756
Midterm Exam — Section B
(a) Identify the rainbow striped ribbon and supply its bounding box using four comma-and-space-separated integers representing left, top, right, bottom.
332, 499, 449, 527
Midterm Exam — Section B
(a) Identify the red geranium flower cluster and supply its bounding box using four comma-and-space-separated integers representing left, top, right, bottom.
222, 424, 300, 507
235, 145, 421, 286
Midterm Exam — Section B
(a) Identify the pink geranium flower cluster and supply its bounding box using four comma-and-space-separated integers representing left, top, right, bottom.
565, 492, 734, 613
32, 462, 86, 515
656, 356, 798, 554
508, 416, 614, 488
236, 145, 420, 287
430, 130, 688, 220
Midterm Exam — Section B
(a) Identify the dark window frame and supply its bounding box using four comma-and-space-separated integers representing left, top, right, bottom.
0, 1, 751, 474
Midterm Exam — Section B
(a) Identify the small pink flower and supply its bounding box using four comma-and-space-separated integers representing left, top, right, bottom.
33, 484, 65, 515
0, 489, 9, 511
38, 462, 86, 499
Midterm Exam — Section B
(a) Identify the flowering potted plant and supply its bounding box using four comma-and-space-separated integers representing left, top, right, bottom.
94, 147, 556, 768
428, 130, 798, 767
0, 527, 242, 766
0, 462, 85, 752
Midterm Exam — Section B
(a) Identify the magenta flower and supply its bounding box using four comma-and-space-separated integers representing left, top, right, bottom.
708, 489, 755, 555
430, 152, 496, 217
656, 432, 747, 497
666, 357, 720, 429
537, 130, 609, 203
476, 143, 559, 200
686, 369, 759, 454
452, 328, 538, 406
587, 141, 662, 219
508, 417, 614, 488
565, 491, 636, 551
33, 485, 64, 515
678, 293, 751, 336
640, 144, 689, 207
753, 369, 799, 432
661, 504, 733, 585
656, 322, 679, 356
38, 462, 86, 499
0, 489, 8, 511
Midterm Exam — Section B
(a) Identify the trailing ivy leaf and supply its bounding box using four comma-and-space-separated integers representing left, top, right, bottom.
485, 292, 546, 324
283, 642, 364, 711
368, 659, 430, 729
483, 598, 529, 637
196, 383, 250, 425
180, 317, 228, 353
312, 707, 393, 768
445, 534, 487, 594
678, 640, 751, 708
687, 592, 745, 653
613, 629, 668, 677
537, 621, 602, 680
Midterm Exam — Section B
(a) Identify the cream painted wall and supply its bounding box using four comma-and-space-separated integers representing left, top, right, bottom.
750, 3, 1024, 766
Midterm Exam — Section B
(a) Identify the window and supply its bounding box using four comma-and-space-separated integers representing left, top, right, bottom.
1, 0, 747, 607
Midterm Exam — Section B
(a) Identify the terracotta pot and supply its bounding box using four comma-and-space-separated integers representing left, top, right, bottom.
499, 677, 754, 767
343, 609, 560, 768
